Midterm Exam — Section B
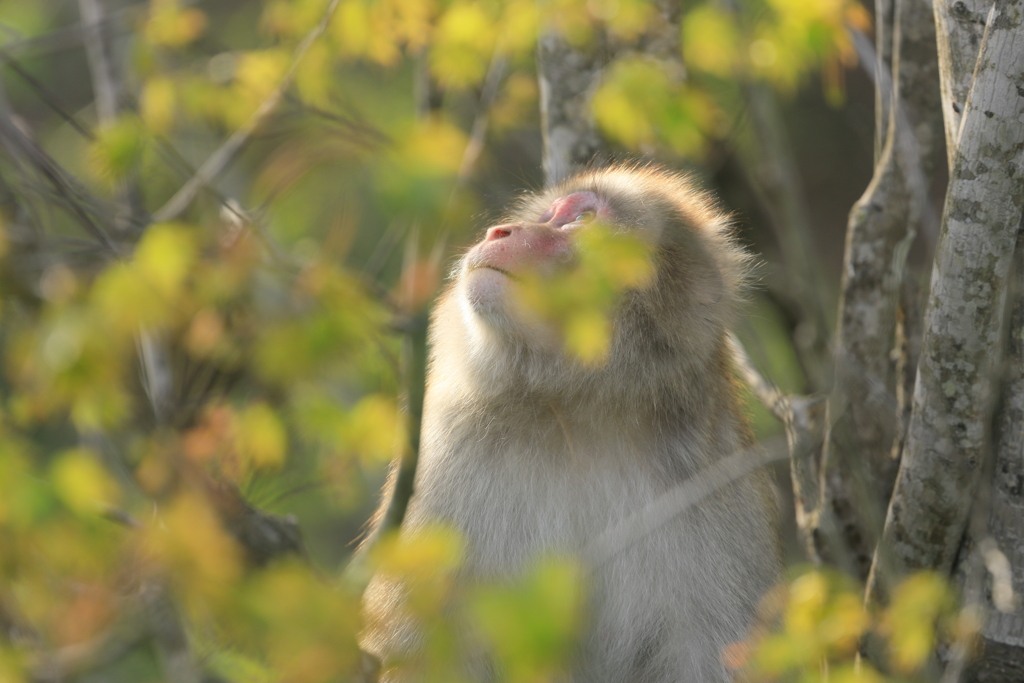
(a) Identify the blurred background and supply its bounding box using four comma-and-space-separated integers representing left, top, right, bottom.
0, 0, 953, 681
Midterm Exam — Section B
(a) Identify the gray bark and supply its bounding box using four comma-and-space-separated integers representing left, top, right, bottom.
960, 227, 1024, 683
871, 0, 1024, 593
537, 33, 609, 185
818, 0, 943, 578
536, 0, 680, 186
932, 0, 991, 171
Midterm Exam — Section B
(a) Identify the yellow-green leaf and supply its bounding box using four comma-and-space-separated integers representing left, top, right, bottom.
237, 402, 287, 469
50, 448, 120, 515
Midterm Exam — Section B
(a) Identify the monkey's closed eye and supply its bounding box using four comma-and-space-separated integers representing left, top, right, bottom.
575, 211, 596, 222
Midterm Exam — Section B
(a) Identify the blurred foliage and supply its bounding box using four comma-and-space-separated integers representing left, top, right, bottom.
366, 526, 583, 682
517, 222, 655, 364
735, 569, 979, 683
0, 0, 881, 681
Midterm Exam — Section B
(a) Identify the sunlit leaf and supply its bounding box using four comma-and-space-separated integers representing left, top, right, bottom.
346, 393, 404, 464
141, 76, 177, 134
144, 0, 207, 47
90, 263, 160, 335
0, 0, 49, 38
882, 571, 955, 674
593, 57, 715, 156
396, 118, 467, 177
239, 561, 362, 683
235, 49, 291, 104
87, 116, 145, 184
374, 528, 462, 585
0, 442, 59, 532
261, 0, 329, 37
603, 0, 655, 40
683, 6, 740, 77
819, 592, 870, 655
516, 223, 655, 364
50, 448, 120, 516
469, 557, 584, 682
384, 0, 436, 53
143, 491, 243, 603
829, 661, 886, 683
236, 402, 288, 469
499, 0, 540, 55
491, 72, 538, 133
134, 223, 197, 299
429, 2, 496, 88
186, 308, 227, 357
207, 649, 275, 683
785, 571, 829, 636
563, 308, 611, 365
0, 645, 26, 683
296, 41, 333, 108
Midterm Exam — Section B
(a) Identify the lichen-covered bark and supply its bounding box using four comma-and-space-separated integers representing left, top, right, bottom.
819, 0, 943, 578
537, 34, 610, 185
874, 0, 1024, 585
932, 0, 991, 170
961, 229, 1024, 683
537, 1, 680, 186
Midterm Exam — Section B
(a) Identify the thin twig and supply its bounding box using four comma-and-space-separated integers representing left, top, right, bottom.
152, 0, 344, 222
0, 48, 94, 138
729, 333, 787, 422
587, 437, 789, 564
0, 116, 117, 251
455, 53, 507, 185
77, 0, 118, 123
730, 334, 828, 559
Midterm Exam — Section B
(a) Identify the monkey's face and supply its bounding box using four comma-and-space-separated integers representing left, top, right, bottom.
460, 191, 611, 318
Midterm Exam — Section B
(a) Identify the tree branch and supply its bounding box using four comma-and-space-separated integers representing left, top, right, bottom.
536, 32, 609, 185
818, 0, 942, 579
152, 0, 344, 222
733, 336, 828, 557
931, 0, 990, 170
871, 0, 1024, 593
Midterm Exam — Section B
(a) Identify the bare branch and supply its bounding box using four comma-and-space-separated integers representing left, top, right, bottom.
0, 113, 117, 251
932, 0, 990, 169
0, 48, 94, 138
873, 0, 895, 159
152, 0, 344, 222
587, 437, 788, 564
730, 335, 787, 422
456, 53, 508, 185
733, 336, 828, 559
820, 0, 942, 578
77, 0, 118, 124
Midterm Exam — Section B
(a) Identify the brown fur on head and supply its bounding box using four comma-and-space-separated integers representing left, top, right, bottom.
431, 163, 752, 413
363, 164, 778, 683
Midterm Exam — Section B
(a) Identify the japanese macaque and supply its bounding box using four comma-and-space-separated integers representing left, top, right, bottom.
363, 165, 780, 682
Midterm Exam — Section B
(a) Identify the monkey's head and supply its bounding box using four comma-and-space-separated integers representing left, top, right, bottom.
437, 164, 749, 398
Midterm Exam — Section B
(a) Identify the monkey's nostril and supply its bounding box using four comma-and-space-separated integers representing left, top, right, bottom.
487, 226, 513, 240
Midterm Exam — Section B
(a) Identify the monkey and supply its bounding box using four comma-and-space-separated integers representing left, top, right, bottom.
362, 164, 781, 683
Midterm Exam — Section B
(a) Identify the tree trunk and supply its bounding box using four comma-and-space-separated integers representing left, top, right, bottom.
869, 0, 1024, 608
